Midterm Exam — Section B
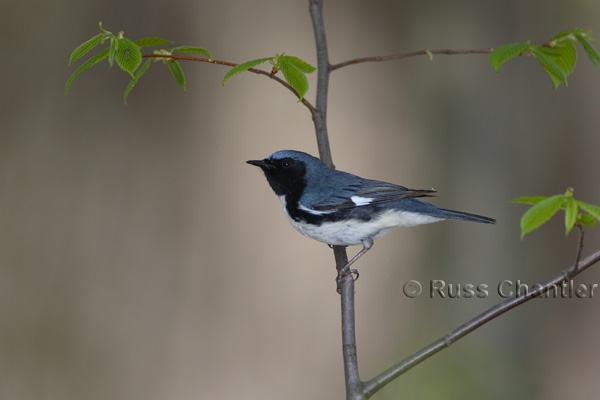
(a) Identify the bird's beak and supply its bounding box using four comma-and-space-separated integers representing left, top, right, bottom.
246, 159, 273, 169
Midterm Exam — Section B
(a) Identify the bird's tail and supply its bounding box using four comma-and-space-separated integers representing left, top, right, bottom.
438, 208, 496, 224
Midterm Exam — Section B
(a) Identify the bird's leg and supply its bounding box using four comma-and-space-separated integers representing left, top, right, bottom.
336, 239, 373, 293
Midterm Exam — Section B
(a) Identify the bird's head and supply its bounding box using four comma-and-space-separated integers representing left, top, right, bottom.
247, 150, 324, 197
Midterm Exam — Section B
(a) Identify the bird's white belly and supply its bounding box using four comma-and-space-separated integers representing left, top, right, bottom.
278, 196, 442, 246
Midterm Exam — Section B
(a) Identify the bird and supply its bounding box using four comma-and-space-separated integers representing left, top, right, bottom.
247, 150, 495, 282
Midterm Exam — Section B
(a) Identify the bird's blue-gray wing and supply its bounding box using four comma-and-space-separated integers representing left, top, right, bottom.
298, 169, 363, 210
302, 171, 436, 211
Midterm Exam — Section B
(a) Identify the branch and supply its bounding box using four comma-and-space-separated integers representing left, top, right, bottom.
574, 224, 585, 271
309, 0, 334, 167
331, 48, 493, 71
334, 246, 362, 399
309, 1, 360, 398
360, 248, 600, 398
142, 54, 316, 115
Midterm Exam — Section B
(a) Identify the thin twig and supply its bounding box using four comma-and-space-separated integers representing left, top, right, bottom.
331, 48, 494, 71
360, 249, 600, 398
574, 224, 585, 272
142, 54, 316, 115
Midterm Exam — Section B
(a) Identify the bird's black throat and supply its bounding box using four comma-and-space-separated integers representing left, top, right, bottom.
249, 157, 320, 224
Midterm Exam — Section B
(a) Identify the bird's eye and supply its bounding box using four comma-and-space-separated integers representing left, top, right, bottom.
281, 159, 294, 168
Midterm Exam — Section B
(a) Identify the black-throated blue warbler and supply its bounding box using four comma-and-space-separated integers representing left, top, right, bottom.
247, 150, 495, 279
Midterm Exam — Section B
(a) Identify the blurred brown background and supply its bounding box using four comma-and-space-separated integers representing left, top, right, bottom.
2, 0, 600, 399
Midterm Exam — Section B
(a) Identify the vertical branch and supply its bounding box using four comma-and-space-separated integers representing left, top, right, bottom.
335, 247, 363, 399
309, 0, 333, 168
309, 1, 363, 398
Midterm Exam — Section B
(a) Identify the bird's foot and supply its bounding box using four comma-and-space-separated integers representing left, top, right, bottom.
336, 266, 359, 294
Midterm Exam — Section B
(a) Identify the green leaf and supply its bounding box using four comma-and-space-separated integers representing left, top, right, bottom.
124, 59, 152, 104
519, 194, 564, 239
115, 38, 142, 76
530, 42, 576, 88
488, 42, 530, 72
68, 33, 105, 66
530, 46, 570, 88
565, 196, 578, 235
511, 196, 548, 205
279, 57, 309, 100
550, 28, 583, 44
554, 40, 577, 77
108, 37, 117, 68
134, 37, 173, 48
168, 60, 186, 90
575, 33, 600, 72
576, 200, 600, 221
222, 57, 273, 85
579, 214, 597, 227
280, 56, 315, 73
171, 46, 212, 58
65, 48, 109, 96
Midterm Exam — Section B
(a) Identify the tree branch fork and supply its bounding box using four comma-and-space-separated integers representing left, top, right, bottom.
335, 219, 600, 399
360, 244, 600, 398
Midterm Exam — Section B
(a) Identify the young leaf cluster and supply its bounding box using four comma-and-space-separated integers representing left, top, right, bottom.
66, 23, 211, 103
488, 28, 600, 88
222, 53, 316, 100
512, 188, 600, 239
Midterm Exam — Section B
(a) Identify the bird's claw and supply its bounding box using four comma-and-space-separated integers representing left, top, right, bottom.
336, 267, 359, 294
